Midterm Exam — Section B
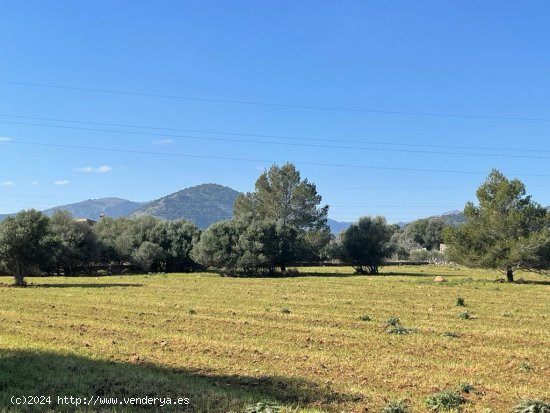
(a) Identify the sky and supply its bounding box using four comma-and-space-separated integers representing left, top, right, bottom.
1, 0, 550, 223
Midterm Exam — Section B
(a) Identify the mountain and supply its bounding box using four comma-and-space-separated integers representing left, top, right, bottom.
129, 184, 241, 229
327, 218, 352, 235
11, 186, 528, 229
439, 210, 466, 226
399, 210, 466, 229
43, 198, 145, 220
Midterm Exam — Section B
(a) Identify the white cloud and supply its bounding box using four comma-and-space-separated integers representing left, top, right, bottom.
97, 165, 113, 173
31, 181, 39, 185
153, 139, 174, 145
0, 137, 12, 142
53, 180, 70, 185
1, 181, 14, 186
75, 165, 113, 173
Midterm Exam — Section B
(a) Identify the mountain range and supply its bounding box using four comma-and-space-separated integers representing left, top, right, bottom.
0, 184, 244, 230
43, 198, 146, 220
0, 183, 469, 234
129, 184, 241, 229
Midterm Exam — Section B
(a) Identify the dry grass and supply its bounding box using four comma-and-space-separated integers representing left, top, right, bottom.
0, 265, 549, 412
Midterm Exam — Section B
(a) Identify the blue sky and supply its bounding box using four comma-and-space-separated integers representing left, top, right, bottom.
1, 1, 549, 223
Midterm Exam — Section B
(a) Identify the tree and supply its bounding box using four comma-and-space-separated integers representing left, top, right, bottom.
94, 217, 133, 265
234, 163, 329, 271
132, 241, 166, 272
404, 219, 428, 246
47, 210, 100, 275
191, 220, 242, 273
403, 217, 446, 251
444, 169, 550, 282
296, 227, 333, 263
389, 230, 420, 260
94, 216, 200, 273
159, 220, 200, 272
192, 217, 300, 276
0, 210, 52, 286
423, 218, 446, 250
334, 216, 395, 274
235, 219, 279, 275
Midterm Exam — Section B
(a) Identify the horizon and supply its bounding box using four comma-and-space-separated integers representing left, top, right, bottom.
2, 1, 550, 222
0, 180, 469, 226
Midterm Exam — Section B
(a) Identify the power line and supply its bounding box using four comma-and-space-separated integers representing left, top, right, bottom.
0, 113, 547, 154
3, 119, 550, 161
3, 137, 550, 177
2, 79, 550, 122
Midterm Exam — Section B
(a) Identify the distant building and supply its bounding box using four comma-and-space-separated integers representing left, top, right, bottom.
439, 243, 447, 253
74, 218, 96, 226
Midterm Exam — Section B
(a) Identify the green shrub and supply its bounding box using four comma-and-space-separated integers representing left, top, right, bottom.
513, 399, 550, 413
458, 383, 475, 394
425, 389, 466, 411
381, 399, 409, 413
383, 316, 415, 334
442, 331, 460, 338
387, 325, 416, 335
188, 309, 197, 315
359, 314, 371, 321
280, 307, 291, 314
519, 362, 533, 372
456, 297, 465, 306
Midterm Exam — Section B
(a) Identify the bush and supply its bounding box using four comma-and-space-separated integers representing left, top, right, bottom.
383, 316, 415, 334
280, 307, 291, 314
458, 383, 475, 394
456, 297, 465, 306
425, 390, 466, 411
381, 400, 409, 413
442, 331, 460, 338
514, 399, 550, 413
359, 314, 371, 321
410, 249, 429, 262
519, 362, 533, 372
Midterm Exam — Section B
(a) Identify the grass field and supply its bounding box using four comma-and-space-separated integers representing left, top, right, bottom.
0, 266, 549, 412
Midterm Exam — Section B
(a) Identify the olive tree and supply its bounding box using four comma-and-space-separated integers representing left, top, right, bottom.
191, 219, 242, 273
0, 210, 52, 286
334, 216, 395, 274
47, 210, 100, 275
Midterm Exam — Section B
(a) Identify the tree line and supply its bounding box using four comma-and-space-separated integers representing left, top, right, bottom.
1, 164, 549, 286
